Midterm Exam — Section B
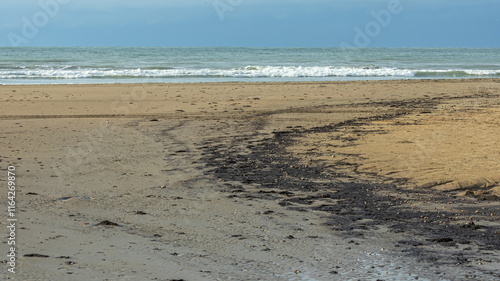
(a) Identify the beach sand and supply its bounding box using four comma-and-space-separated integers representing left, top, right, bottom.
1, 80, 499, 280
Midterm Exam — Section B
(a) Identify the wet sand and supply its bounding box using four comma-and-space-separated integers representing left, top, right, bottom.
1, 80, 499, 280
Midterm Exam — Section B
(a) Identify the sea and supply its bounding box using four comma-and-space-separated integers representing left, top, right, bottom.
0, 47, 499, 85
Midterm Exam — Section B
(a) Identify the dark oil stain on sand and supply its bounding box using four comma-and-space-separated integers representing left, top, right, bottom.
201, 99, 500, 278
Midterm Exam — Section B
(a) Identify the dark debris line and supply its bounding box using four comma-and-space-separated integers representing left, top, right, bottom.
201, 113, 499, 277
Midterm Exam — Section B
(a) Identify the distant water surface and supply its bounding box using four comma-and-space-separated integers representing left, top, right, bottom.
0, 47, 499, 84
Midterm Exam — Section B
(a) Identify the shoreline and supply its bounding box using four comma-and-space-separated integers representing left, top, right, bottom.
1, 79, 499, 280
1, 77, 500, 86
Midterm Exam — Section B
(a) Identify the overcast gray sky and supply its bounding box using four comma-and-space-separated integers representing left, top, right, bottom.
1, 0, 499, 47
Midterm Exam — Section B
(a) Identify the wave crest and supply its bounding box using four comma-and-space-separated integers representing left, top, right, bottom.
1, 66, 499, 80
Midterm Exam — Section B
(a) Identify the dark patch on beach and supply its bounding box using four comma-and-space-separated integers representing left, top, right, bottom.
432, 238, 454, 243
201, 98, 500, 275
24, 253, 50, 258
97, 220, 120, 226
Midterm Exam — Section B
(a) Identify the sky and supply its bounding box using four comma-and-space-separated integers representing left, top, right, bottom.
0, 0, 499, 47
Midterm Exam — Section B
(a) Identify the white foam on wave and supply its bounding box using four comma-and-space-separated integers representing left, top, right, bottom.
0, 66, 498, 80
464, 69, 500, 75
237, 66, 416, 78
0, 66, 416, 79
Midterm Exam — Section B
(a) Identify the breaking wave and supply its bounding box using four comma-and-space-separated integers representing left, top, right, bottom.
1, 65, 499, 81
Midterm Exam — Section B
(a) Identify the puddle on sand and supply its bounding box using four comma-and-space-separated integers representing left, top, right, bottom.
274, 248, 475, 281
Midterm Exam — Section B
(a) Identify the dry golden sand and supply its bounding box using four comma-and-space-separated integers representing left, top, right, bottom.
1, 80, 499, 280
292, 102, 500, 198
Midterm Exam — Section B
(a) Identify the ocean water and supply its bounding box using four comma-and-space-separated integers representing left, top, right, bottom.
0, 47, 499, 85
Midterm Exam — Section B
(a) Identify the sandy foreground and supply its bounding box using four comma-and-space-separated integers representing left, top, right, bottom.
0, 80, 499, 280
